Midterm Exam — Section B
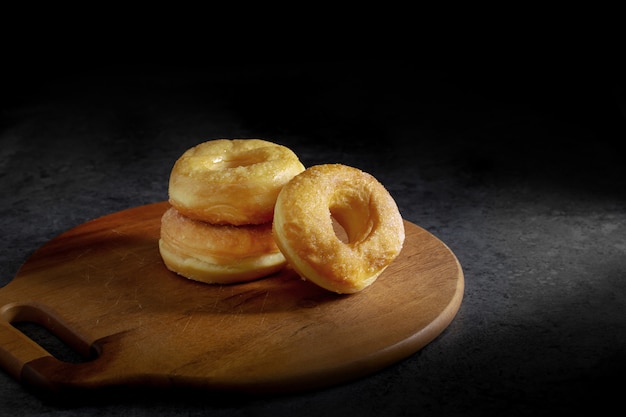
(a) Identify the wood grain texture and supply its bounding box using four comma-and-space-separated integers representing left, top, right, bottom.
0, 202, 463, 396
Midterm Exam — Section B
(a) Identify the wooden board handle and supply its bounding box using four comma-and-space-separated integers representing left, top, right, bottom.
0, 314, 50, 381
0, 301, 180, 395
0, 302, 101, 391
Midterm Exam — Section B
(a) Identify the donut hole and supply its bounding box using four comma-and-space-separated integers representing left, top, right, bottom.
330, 195, 372, 245
207, 153, 265, 170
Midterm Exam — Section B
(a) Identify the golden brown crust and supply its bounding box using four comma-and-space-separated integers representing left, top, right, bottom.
168, 139, 305, 225
159, 207, 286, 284
273, 164, 405, 294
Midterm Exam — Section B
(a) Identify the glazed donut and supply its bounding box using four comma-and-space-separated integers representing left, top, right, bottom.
272, 164, 405, 294
159, 207, 286, 284
168, 139, 305, 225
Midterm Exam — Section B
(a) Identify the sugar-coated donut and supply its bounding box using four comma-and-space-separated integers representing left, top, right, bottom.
272, 164, 405, 294
168, 139, 305, 225
159, 207, 286, 284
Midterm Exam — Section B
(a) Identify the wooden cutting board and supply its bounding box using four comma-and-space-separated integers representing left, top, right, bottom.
0, 201, 463, 397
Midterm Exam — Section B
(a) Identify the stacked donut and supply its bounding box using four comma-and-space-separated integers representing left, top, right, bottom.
159, 138, 406, 293
158, 139, 305, 284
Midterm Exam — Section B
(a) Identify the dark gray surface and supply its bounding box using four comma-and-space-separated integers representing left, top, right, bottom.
2, 61, 625, 416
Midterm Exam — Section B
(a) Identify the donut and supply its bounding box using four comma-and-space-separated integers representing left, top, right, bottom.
272, 164, 405, 294
168, 139, 305, 225
159, 207, 286, 284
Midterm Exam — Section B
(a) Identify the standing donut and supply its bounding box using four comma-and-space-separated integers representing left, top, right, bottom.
272, 164, 405, 294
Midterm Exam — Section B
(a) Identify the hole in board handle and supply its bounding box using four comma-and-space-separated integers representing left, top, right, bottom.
4, 304, 99, 364
11, 322, 97, 364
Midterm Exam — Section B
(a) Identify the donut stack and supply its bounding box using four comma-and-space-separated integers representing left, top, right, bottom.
158, 139, 305, 284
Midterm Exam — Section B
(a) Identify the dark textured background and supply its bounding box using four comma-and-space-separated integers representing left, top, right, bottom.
2, 61, 625, 416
